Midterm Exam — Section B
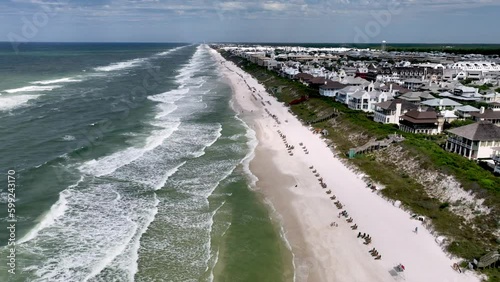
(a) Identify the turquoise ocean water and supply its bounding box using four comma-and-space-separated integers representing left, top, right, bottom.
0, 43, 292, 281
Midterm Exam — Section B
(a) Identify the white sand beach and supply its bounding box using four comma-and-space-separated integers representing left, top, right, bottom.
210, 48, 482, 282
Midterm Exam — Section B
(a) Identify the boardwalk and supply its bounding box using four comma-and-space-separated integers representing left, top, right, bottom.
349, 134, 405, 156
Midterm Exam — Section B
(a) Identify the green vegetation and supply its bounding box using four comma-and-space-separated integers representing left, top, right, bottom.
466, 83, 494, 91
462, 78, 474, 85
449, 119, 476, 128
220, 50, 500, 280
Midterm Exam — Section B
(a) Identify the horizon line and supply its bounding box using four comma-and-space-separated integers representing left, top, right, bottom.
1, 41, 500, 46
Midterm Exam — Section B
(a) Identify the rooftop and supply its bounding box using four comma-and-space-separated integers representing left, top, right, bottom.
447, 121, 500, 141
319, 80, 346, 90
471, 109, 500, 119
421, 98, 462, 107
455, 105, 480, 112
400, 109, 438, 124
375, 99, 418, 111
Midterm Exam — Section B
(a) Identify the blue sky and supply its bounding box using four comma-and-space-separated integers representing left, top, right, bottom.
1, 0, 499, 43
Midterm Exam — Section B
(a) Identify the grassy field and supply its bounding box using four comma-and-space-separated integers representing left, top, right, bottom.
220, 51, 500, 281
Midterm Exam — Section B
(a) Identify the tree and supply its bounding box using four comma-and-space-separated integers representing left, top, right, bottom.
462, 78, 473, 85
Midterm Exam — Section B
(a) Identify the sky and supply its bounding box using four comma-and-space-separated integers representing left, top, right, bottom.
0, 0, 499, 43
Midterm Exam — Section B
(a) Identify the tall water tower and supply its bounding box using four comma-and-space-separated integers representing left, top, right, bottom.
381, 40, 386, 52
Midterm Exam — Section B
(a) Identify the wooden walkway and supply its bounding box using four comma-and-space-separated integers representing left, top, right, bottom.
477, 250, 499, 268
308, 109, 340, 124
349, 134, 405, 156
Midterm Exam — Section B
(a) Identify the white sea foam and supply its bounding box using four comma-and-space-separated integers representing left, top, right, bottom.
82, 217, 138, 281
123, 195, 160, 280
62, 135, 76, 141
0, 192, 9, 204
24, 45, 237, 281
17, 178, 81, 245
175, 47, 207, 86
80, 48, 210, 178
100, 46, 253, 281
0, 94, 41, 111
235, 110, 259, 187
153, 161, 187, 190
31, 77, 83, 85
3, 85, 62, 94
154, 103, 178, 119
25, 182, 155, 282
94, 58, 146, 72
155, 46, 185, 56
192, 124, 222, 158
79, 121, 181, 177
148, 88, 189, 106
206, 200, 227, 282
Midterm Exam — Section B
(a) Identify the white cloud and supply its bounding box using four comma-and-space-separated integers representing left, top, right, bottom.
216, 1, 248, 11
5, 0, 500, 21
262, 2, 287, 11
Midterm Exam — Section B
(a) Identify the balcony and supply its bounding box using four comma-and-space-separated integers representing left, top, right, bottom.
447, 138, 474, 150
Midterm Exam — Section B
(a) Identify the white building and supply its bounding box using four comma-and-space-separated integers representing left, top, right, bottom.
319, 81, 347, 98
450, 61, 500, 81
451, 62, 500, 72
373, 99, 418, 124
446, 121, 500, 160
337, 86, 362, 104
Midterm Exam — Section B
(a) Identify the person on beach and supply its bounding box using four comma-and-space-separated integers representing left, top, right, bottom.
415, 227, 418, 233
452, 263, 462, 273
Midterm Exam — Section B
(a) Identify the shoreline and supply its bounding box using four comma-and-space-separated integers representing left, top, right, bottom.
210, 47, 482, 282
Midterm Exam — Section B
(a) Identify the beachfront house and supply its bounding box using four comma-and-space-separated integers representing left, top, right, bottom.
455, 105, 481, 119
281, 67, 300, 79
471, 106, 500, 126
348, 90, 371, 111
421, 98, 463, 111
373, 99, 418, 125
481, 92, 500, 103
319, 81, 347, 98
399, 108, 445, 135
380, 83, 411, 96
309, 77, 328, 89
342, 76, 369, 86
295, 73, 314, 85
337, 86, 362, 104
445, 121, 500, 160
398, 91, 435, 105
403, 78, 424, 91
490, 102, 500, 111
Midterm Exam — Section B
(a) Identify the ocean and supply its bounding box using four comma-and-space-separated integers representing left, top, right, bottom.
0, 43, 292, 281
